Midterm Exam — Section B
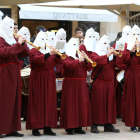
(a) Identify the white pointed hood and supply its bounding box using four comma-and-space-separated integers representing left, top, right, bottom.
95, 32, 100, 44
17, 26, 30, 41
94, 35, 110, 56
127, 25, 140, 51
33, 31, 49, 54
84, 27, 96, 52
47, 31, 56, 47
17, 26, 32, 49
122, 25, 131, 43
55, 28, 66, 53
0, 16, 16, 45
66, 37, 79, 59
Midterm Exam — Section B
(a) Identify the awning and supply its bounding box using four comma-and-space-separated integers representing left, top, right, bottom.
0, 0, 58, 6
33, 0, 140, 24
19, 4, 118, 22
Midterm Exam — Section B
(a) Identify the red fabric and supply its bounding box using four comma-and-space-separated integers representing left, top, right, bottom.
26, 48, 63, 129
90, 52, 123, 124
79, 44, 92, 57
112, 43, 128, 116
79, 44, 93, 71
60, 56, 91, 129
56, 63, 63, 78
122, 49, 140, 127
0, 37, 29, 134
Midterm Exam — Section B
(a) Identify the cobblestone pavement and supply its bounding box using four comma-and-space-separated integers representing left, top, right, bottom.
3, 119, 140, 140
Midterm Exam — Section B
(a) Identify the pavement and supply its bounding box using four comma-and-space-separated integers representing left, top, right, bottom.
3, 119, 140, 140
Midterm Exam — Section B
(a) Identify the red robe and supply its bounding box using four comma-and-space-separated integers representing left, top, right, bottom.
0, 37, 29, 134
112, 43, 127, 116
79, 44, 92, 57
90, 53, 123, 124
26, 48, 63, 129
60, 56, 92, 129
123, 50, 140, 127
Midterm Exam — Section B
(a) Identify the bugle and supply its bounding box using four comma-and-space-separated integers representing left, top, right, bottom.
76, 49, 97, 67
107, 47, 122, 57
136, 39, 140, 56
45, 44, 66, 59
13, 33, 41, 50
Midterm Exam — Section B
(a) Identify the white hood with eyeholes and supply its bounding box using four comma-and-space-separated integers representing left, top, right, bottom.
33, 31, 49, 54
94, 35, 113, 61
127, 25, 140, 51
0, 16, 16, 45
84, 27, 96, 52
66, 37, 80, 60
47, 31, 56, 47
55, 28, 66, 53
17, 26, 32, 49
122, 25, 131, 43
95, 32, 100, 44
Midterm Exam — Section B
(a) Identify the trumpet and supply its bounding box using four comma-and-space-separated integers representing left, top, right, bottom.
107, 47, 122, 57
136, 39, 140, 56
13, 33, 41, 51
76, 49, 97, 67
45, 44, 66, 60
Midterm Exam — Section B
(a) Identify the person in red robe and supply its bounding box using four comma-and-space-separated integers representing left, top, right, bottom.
26, 31, 63, 136
0, 16, 29, 138
79, 28, 97, 91
17, 26, 32, 121
111, 40, 127, 119
79, 27, 97, 58
60, 38, 92, 135
90, 35, 123, 133
122, 25, 140, 132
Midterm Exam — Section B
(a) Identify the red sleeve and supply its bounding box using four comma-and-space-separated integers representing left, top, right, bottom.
55, 55, 63, 64
114, 55, 124, 69
18, 42, 30, 57
123, 50, 131, 65
90, 52, 108, 68
0, 37, 24, 58
79, 44, 91, 57
63, 56, 81, 70
29, 48, 45, 63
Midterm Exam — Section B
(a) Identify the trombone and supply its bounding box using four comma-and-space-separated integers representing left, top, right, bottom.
13, 33, 41, 50
76, 49, 97, 67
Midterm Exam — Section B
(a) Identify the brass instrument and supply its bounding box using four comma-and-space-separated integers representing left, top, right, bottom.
45, 44, 66, 59
136, 39, 140, 56
76, 49, 97, 67
13, 33, 41, 50
107, 48, 122, 57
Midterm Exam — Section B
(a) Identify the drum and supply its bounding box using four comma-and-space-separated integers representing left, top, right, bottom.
116, 70, 125, 94
56, 78, 64, 111
21, 68, 31, 96
116, 70, 125, 83
21, 68, 31, 118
